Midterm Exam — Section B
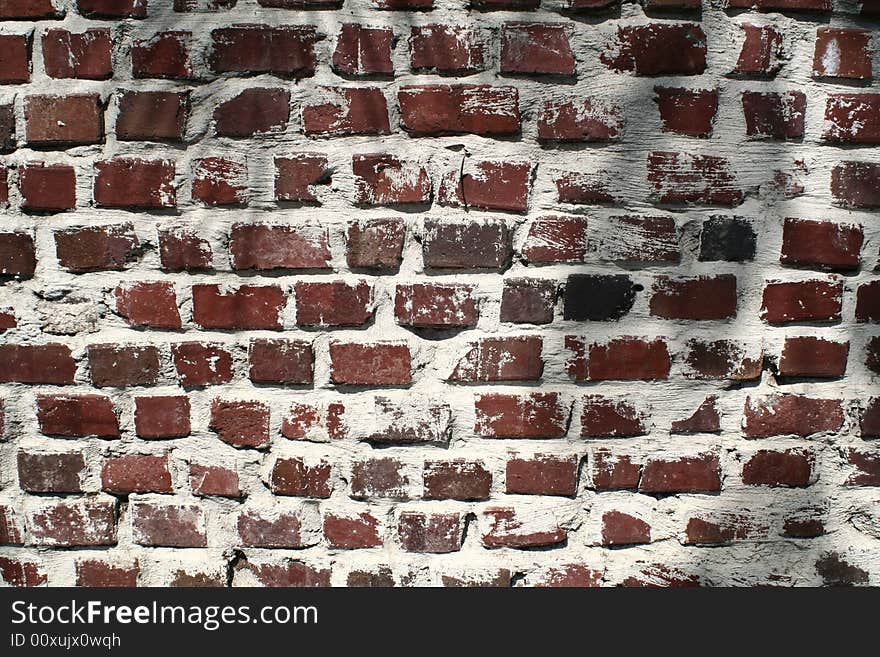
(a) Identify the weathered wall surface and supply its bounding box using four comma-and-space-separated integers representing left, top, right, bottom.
0, 0, 879, 588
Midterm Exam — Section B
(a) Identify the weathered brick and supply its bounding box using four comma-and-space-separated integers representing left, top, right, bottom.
37, 394, 119, 438
398, 85, 520, 136
210, 399, 270, 449
601, 24, 707, 75
743, 394, 844, 438
302, 87, 389, 137
294, 280, 373, 327
475, 392, 568, 438
507, 453, 578, 496
43, 28, 112, 80
395, 282, 478, 329
449, 336, 543, 382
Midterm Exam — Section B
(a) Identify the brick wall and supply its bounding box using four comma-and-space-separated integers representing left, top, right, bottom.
0, 0, 879, 588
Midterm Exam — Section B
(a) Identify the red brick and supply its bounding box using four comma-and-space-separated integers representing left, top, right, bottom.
471, 0, 538, 7
347, 218, 405, 270
24, 94, 103, 146
131, 502, 206, 548
866, 337, 880, 375
37, 394, 119, 438
0, 308, 14, 331
743, 394, 844, 438
761, 279, 842, 323
507, 453, 578, 496
529, 564, 602, 588
846, 448, 880, 486
353, 154, 431, 205
323, 512, 381, 549
449, 336, 543, 382
209, 25, 316, 78
229, 224, 330, 271
0, 557, 45, 587
332, 24, 393, 76
17, 451, 85, 493
410, 25, 487, 75
28, 499, 116, 547
860, 398, 880, 438
0, 104, 16, 153
781, 218, 863, 271
684, 514, 767, 545
601, 23, 707, 75
779, 336, 848, 378
856, 281, 880, 322
55, 224, 140, 272
824, 94, 880, 144
458, 160, 532, 213
191, 157, 247, 206
0, 344, 75, 385
742, 449, 814, 487
683, 339, 763, 380
814, 27, 871, 80
481, 507, 566, 549
655, 87, 717, 138
0, 506, 21, 545
648, 151, 743, 206
743, 91, 806, 140
501, 278, 555, 324
330, 341, 411, 386
192, 283, 285, 330
567, 336, 671, 381
281, 401, 347, 441
650, 274, 737, 320
733, 24, 785, 78
270, 457, 332, 498
727, 0, 829, 9
475, 392, 568, 438
395, 282, 478, 328
294, 280, 373, 327
500, 22, 575, 76
42, 28, 112, 80
135, 395, 191, 439
0, 34, 30, 84
210, 399, 270, 449
237, 509, 316, 549
832, 161, 880, 208
581, 396, 648, 438
158, 226, 212, 271
274, 153, 329, 202
87, 344, 161, 387
302, 87, 389, 137
214, 88, 290, 138
602, 511, 650, 546
538, 97, 623, 142
350, 457, 408, 499
18, 163, 76, 212
238, 561, 330, 588
0, 232, 37, 278
171, 342, 234, 387
423, 219, 511, 270
102, 454, 172, 494
671, 397, 721, 434
398, 512, 462, 553
115, 281, 181, 329
361, 397, 450, 446
590, 449, 642, 490
423, 459, 491, 500
94, 158, 176, 209
0, 0, 59, 19
190, 463, 240, 497
78, 0, 147, 18
248, 338, 313, 385
75, 560, 139, 587
132, 32, 193, 80
521, 216, 587, 263
639, 452, 721, 493
398, 84, 520, 136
